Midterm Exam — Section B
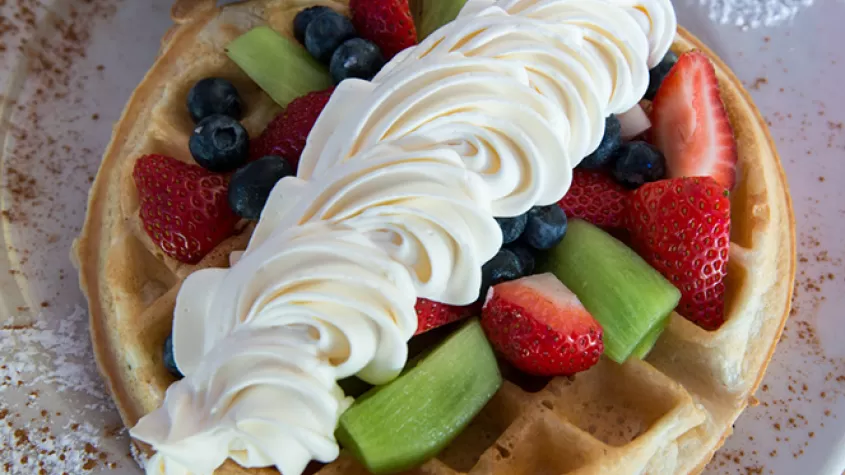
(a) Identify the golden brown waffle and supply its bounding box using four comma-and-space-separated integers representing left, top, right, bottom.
72, 0, 796, 473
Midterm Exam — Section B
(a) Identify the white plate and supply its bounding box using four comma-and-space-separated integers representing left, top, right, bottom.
1, 1, 843, 474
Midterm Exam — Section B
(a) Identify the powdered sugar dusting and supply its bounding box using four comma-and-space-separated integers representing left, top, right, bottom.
694, 0, 815, 29
0, 306, 127, 474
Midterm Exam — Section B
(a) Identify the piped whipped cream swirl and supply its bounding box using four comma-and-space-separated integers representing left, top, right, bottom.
130, 0, 676, 474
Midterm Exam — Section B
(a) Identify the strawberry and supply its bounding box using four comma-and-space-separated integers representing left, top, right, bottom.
133, 154, 239, 264
558, 170, 630, 228
626, 176, 731, 330
250, 87, 334, 170
651, 51, 738, 190
349, 0, 417, 59
481, 274, 603, 376
414, 298, 477, 335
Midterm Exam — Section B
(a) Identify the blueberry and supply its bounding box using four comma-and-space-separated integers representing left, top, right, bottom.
495, 213, 528, 245
506, 244, 536, 276
579, 115, 622, 169
189, 114, 250, 172
522, 205, 568, 250
645, 51, 678, 101
187, 78, 243, 123
479, 248, 524, 300
163, 333, 183, 378
304, 11, 357, 63
611, 141, 666, 189
228, 155, 296, 220
330, 38, 386, 84
293, 6, 334, 44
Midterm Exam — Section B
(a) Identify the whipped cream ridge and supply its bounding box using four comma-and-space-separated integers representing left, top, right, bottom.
129, 0, 676, 474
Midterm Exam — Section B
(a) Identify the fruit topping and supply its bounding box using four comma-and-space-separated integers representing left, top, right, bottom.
626, 176, 730, 330
186, 77, 243, 123
632, 316, 669, 359
228, 155, 296, 220
336, 319, 501, 474
305, 10, 358, 63
330, 38, 386, 83
611, 141, 666, 189
481, 273, 604, 376
479, 248, 525, 299
163, 333, 183, 378
415, 0, 468, 41
188, 114, 250, 172
506, 244, 536, 277
616, 104, 652, 140
495, 213, 528, 245
133, 154, 239, 264
651, 51, 738, 190
557, 170, 629, 229
522, 204, 568, 250
250, 87, 334, 170
542, 219, 680, 362
226, 26, 332, 107
293, 6, 334, 44
414, 298, 477, 335
644, 51, 678, 101
350, 0, 418, 59
578, 115, 622, 169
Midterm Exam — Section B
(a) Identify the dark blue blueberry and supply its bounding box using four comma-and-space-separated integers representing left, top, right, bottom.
330, 38, 386, 84
304, 11, 357, 63
644, 51, 679, 101
479, 248, 524, 300
163, 333, 183, 378
495, 213, 528, 245
522, 205, 568, 250
611, 141, 666, 189
579, 115, 622, 170
187, 77, 243, 123
189, 114, 250, 172
228, 155, 296, 220
506, 244, 536, 276
294, 6, 334, 44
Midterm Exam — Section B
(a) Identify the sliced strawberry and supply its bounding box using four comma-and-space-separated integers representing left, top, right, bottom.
133, 154, 239, 264
558, 170, 630, 228
250, 87, 334, 170
349, 0, 417, 59
626, 176, 731, 330
651, 51, 738, 190
414, 298, 477, 335
481, 273, 603, 376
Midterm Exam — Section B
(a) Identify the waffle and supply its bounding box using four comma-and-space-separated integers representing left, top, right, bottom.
72, 0, 796, 473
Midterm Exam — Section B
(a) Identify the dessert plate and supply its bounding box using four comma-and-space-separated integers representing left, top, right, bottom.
0, 1, 843, 474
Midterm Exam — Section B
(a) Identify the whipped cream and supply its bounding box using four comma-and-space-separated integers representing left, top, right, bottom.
130, 0, 676, 474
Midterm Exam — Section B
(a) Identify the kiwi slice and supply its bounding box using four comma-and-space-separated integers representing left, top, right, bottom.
336, 319, 501, 474
226, 26, 332, 107
542, 219, 680, 363
632, 315, 670, 360
412, 0, 469, 41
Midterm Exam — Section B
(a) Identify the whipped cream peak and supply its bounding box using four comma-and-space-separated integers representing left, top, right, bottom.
134, 327, 348, 475
130, 0, 677, 473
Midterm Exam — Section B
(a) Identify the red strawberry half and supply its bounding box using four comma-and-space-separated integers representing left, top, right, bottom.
350, 0, 418, 59
481, 273, 604, 376
626, 176, 731, 330
250, 87, 334, 170
414, 298, 477, 335
651, 51, 738, 190
133, 154, 239, 264
558, 170, 630, 228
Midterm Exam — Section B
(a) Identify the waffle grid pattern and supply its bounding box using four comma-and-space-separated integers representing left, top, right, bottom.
74, 1, 795, 474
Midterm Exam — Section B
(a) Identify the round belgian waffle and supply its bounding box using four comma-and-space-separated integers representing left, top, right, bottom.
72, 0, 796, 473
